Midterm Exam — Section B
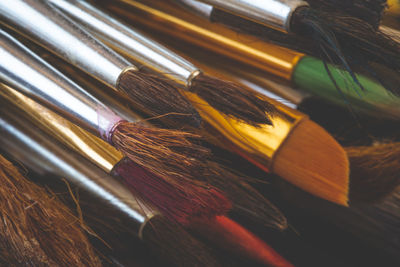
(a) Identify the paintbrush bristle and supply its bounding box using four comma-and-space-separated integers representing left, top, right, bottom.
346, 142, 400, 202
114, 158, 231, 226
112, 121, 210, 187
272, 119, 349, 206
191, 74, 276, 126
142, 215, 220, 267
118, 70, 202, 127
191, 215, 293, 267
0, 155, 101, 266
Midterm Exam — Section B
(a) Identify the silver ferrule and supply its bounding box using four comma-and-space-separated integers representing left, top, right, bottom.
49, 0, 200, 89
0, 105, 156, 237
175, 0, 214, 19
196, 0, 309, 32
0, 0, 133, 87
0, 29, 131, 140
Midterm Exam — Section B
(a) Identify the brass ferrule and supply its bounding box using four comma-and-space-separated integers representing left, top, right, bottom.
387, 0, 400, 16
103, 0, 304, 81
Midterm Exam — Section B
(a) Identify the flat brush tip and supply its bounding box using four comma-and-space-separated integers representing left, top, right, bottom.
272, 118, 349, 206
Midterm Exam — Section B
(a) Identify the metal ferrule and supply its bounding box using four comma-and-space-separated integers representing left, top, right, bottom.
0, 29, 135, 140
0, 83, 124, 173
0, 104, 157, 238
49, 0, 200, 90
0, 0, 133, 87
196, 0, 309, 32
175, 0, 214, 19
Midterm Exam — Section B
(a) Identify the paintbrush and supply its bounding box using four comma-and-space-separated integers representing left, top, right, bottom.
102, 0, 400, 121
0, 104, 222, 267
11, 36, 289, 231
0, 28, 234, 219
180, 0, 400, 84
0, 0, 201, 128
0, 154, 101, 266
0, 94, 294, 267
48, 0, 276, 127
104, 0, 355, 206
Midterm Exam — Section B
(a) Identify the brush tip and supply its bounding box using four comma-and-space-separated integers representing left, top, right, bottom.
272, 118, 349, 206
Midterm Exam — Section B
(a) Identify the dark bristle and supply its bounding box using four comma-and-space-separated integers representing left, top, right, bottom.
191, 73, 275, 126
306, 0, 387, 28
346, 142, 400, 202
0, 155, 101, 266
114, 158, 231, 226
205, 162, 287, 230
142, 215, 221, 267
292, 8, 400, 74
112, 122, 211, 188
118, 70, 202, 128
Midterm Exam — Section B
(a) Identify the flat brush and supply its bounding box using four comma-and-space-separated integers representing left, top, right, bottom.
104, 0, 352, 206
0, 29, 229, 214
0, 83, 233, 227
104, 0, 400, 121
49, 0, 275, 126
188, 0, 400, 82
0, 154, 101, 266
0, 105, 221, 267
0, 0, 201, 128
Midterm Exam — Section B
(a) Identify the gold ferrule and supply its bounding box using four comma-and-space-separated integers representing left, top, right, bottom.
184, 92, 305, 169
387, 0, 400, 16
103, 0, 304, 81
0, 83, 123, 173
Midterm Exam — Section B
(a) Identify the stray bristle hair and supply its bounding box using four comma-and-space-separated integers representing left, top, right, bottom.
191, 216, 293, 267
142, 215, 220, 267
114, 158, 231, 226
0, 155, 101, 266
292, 8, 400, 78
272, 118, 349, 206
112, 121, 210, 188
118, 69, 202, 127
191, 73, 275, 125
205, 162, 287, 230
306, 0, 387, 28
346, 142, 400, 202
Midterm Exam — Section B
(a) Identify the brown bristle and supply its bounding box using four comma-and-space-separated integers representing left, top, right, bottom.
112, 121, 211, 189
346, 142, 400, 202
118, 70, 202, 127
272, 119, 349, 206
191, 74, 275, 126
0, 155, 101, 266
206, 162, 287, 230
142, 215, 220, 267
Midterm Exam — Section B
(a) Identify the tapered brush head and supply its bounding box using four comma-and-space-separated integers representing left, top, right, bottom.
205, 162, 287, 230
191, 73, 276, 126
117, 69, 202, 127
292, 7, 400, 81
0, 155, 101, 266
306, 0, 387, 28
114, 158, 231, 226
346, 142, 400, 202
142, 215, 220, 267
191, 216, 294, 267
272, 118, 349, 206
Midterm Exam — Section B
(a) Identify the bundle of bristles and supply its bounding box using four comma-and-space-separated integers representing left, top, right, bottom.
0, 0, 400, 266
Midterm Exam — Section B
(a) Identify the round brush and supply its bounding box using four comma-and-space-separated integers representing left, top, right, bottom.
0, 29, 228, 217
0, 154, 101, 267
189, 0, 400, 80
0, 108, 222, 267
48, 0, 276, 126
0, 0, 201, 128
